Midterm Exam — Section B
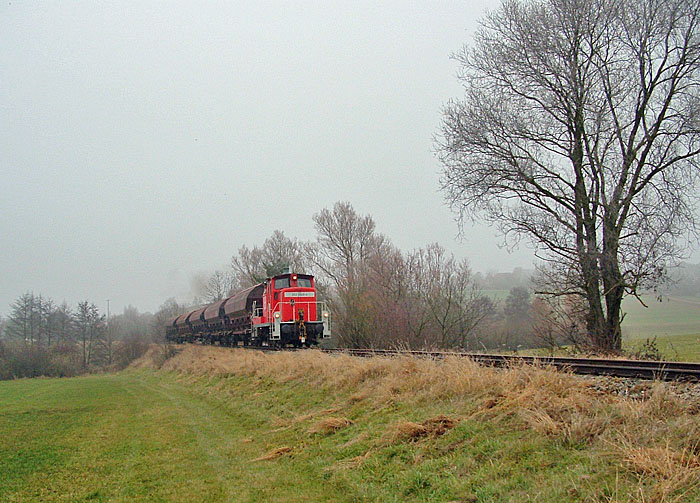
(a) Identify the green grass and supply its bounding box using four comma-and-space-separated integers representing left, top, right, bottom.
0, 373, 242, 502
620, 295, 700, 361
621, 295, 700, 339
1, 367, 690, 502
623, 332, 700, 362
487, 288, 700, 360
486, 289, 700, 342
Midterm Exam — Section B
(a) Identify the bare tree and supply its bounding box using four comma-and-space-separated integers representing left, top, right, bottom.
309, 202, 389, 347
99, 316, 119, 366
75, 301, 105, 368
231, 246, 265, 287
204, 270, 235, 302
40, 297, 56, 347
5, 293, 54, 346
231, 230, 307, 287
410, 244, 495, 348
53, 302, 75, 346
310, 201, 384, 288
531, 295, 588, 353
152, 297, 186, 342
1, 294, 154, 377
6, 293, 34, 344
309, 204, 497, 349
365, 243, 432, 348
438, 0, 700, 351
260, 230, 307, 275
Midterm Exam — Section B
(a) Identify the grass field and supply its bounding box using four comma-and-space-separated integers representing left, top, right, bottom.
2, 346, 700, 502
484, 290, 700, 340
484, 289, 700, 360
621, 295, 700, 340
624, 333, 700, 362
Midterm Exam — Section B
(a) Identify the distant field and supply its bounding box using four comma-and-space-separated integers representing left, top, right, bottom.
619, 295, 700, 361
621, 295, 700, 339
2, 347, 700, 502
485, 289, 700, 358
624, 333, 700, 362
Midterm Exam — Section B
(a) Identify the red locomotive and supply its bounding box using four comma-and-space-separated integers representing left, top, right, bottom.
165, 272, 331, 347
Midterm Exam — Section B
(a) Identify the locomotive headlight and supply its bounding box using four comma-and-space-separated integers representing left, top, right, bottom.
274, 312, 280, 319
323, 311, 329, 318
292, 274, 297, 280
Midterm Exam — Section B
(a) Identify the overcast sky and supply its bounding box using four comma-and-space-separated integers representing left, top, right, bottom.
2, 1, 696, 317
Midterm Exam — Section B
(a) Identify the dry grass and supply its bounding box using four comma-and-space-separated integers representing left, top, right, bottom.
387, 415, 457, 443
253, 446, 292, 461
268, 407, 343, 431
623, 445, 700, 480
129, 344, 178, 369
388, 421, 428, 442
422, 415, 457, 435
609, 437, 700, 502
139, 344, 700, 498
309, 416, 352, 434
330, 449, 375, 470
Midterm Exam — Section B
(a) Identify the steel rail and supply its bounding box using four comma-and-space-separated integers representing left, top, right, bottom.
315, 348, 700, 382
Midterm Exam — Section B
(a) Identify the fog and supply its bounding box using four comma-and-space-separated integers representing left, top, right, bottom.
2, 1, 694, 316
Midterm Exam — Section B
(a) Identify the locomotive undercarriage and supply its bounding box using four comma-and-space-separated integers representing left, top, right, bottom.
167, 321, 324, 348
253, 321, 324, 348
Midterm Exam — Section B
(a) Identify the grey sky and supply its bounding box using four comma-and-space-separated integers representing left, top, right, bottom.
2, 1, 695, 316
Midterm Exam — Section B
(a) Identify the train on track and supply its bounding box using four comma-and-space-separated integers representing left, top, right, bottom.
165, 272, 331, 347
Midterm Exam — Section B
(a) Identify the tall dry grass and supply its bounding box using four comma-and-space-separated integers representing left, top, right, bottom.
133, 344, 700, 500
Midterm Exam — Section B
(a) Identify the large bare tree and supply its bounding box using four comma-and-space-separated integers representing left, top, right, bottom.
438, 0, 700, 350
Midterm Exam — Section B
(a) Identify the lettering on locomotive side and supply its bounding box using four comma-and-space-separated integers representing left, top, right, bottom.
284, 292, 315, 297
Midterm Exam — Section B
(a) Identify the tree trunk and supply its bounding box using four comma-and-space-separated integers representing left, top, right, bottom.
573, 166, 607, 349
601, 216, 624, 351
572, 106, 609, 351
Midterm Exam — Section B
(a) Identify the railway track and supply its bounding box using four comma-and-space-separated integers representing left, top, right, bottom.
315, 348, 700, 382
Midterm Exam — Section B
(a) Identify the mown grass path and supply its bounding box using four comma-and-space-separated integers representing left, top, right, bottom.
1, 371, 367, 502
1, 366, 696, 502
0, 372, 249, 502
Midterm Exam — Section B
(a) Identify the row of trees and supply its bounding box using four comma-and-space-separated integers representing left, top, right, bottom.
0, 294, 152, 379
191, 201, 579, 351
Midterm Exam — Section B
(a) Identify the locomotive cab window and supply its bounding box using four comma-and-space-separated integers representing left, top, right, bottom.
276, 277, 290, 289
298, 278, 312, 287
